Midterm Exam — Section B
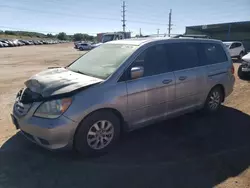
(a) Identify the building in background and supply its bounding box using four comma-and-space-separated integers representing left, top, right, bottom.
96, 32, 131, 42
185, 21, 250, 52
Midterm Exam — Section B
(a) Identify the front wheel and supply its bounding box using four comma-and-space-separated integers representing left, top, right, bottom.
238, 64, 245, 79
74, 111, 121, 157
203, 87, 223, 113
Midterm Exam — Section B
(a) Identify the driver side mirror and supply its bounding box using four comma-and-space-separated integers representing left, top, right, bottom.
131, 66, 144, 79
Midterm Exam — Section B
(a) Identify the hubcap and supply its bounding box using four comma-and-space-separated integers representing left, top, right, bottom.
208, 91, 220, 110
87, 120, 114, 150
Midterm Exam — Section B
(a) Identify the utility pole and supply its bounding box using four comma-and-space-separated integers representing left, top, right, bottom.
168, 9, 172, 37
122, 1, 126, 33
139, 28, 142, 37
157, 28, 160, 37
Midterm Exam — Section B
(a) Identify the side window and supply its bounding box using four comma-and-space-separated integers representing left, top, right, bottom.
230, 43, 236, 49
165, 43, 199, 71
131, 44, 169, 78
236, 43, 242, 47
202, 43, 228, 65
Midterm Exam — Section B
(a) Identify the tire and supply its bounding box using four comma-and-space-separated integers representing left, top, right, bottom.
203, 87, 223, 113
74, 111, 121, 157
79, 47, 83, 51
238, 51, 244, 60
238, 64, 245, 79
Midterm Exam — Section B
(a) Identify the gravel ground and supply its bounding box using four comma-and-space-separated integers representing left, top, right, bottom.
0, 44, 250, 188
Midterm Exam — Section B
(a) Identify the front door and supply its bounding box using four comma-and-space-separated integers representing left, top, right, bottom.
125, 44, 175, 128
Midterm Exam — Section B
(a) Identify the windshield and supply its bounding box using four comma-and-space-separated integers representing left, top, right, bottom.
102, 35, 115, 43
68, 43, 139, 79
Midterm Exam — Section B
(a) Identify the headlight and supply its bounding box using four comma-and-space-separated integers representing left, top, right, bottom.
34, 98, 72, 119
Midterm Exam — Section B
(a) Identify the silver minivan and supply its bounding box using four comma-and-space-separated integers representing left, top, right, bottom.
11, 38, 235, 156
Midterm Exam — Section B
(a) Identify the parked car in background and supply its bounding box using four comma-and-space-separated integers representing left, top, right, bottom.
238, 53, 250, 79
0, 39, 68, 48
78, 43, 92, 50
223, 41, 245, 59
12, 39, 21, 46
11, 38, 235, 157
19, 40, 29, 45
32, 40, 39, 45
74, 41, 83, 49
3, 40, 14, 47
0, 39, 12, 47
0, 41, 9, 47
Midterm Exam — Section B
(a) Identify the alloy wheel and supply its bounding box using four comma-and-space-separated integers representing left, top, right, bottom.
87, 120, 114, 150
208, 91, 221, 110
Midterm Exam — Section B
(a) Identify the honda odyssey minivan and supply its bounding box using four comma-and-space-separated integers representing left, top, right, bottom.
11, 38, 235, 156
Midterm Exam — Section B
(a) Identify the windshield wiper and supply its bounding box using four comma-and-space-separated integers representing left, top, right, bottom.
69, 69, 86, 75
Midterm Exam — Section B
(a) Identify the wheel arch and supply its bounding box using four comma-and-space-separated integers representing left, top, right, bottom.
73, 107, 127, 147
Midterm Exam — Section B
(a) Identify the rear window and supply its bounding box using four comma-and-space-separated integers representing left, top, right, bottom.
202, 43, 228, 65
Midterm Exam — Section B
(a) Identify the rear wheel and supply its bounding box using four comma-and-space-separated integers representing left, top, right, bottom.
74, 111, 121, 157
203, 87, 223, 113
238, 51, 244, 60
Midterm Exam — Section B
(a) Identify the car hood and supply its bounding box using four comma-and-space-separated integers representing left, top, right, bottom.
24, 68, 103, 98
242, 53, 250, 63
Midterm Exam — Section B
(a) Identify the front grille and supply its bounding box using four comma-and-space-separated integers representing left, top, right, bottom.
14, 101, 31, 116
14, 88, 37, 116
20, 88, 42, 104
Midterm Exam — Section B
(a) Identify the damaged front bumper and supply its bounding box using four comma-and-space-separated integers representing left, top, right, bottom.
11, 88, 79, 150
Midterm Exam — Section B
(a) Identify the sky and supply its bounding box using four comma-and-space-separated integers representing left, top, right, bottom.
0, 0, 249, 36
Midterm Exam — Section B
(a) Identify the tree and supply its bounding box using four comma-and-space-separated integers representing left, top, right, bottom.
5, 30, 15, 35
73, 33, 84, 41
57, 32, 67, 40
47, 33, 54, 38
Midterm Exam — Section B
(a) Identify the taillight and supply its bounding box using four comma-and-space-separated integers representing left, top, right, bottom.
231, 65, 235, 74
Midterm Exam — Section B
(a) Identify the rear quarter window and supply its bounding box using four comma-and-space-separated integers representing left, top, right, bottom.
201, 43, 228, 65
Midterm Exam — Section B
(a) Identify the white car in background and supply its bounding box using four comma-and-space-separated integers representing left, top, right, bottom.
78, 43, 92, 51
223, 41, 245, 59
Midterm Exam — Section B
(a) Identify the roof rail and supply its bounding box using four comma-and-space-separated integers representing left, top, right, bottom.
173, 34, 211, 39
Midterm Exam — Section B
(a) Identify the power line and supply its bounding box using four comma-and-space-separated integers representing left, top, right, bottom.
0, 5, 119, 21
168, 9, 172, 37
1, 4, 167, 26
157, 28, 160, 37
122, 1, 126, 32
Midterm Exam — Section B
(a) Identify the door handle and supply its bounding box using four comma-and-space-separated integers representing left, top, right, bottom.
162, 79, 172, 84
179, 76, 187, 81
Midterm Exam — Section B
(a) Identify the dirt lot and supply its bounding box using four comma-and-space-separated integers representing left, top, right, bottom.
0, 44, 250, 188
